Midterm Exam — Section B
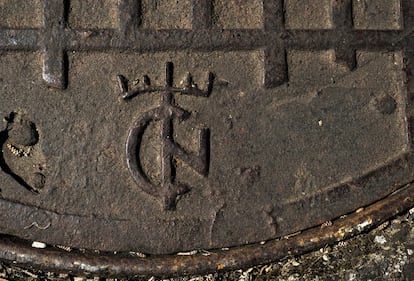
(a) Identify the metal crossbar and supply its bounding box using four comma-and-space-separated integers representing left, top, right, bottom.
0, 0, 412, 89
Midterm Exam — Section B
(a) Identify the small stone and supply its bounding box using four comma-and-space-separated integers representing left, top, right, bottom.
374, 235, 387, 245
392, 218, 402, 224
31, 241, 46, 249
408, 249, 413, 256
322, 254, 330, 262
324, 246, 332, 253
288, 274, 300, 281
292, 260, 300, 266
356, 207, 364, 213
348, 272, 357, 281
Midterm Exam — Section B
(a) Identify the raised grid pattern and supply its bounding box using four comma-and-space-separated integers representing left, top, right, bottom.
0, 0, 412, 89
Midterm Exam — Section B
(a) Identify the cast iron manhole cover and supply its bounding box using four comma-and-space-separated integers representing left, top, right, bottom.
0, 0, 414, 277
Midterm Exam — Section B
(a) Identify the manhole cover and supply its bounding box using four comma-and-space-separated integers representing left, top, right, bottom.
0, 0, 413, 278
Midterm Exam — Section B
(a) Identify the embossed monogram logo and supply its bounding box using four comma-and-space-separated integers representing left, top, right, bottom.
117, 62, 214, 210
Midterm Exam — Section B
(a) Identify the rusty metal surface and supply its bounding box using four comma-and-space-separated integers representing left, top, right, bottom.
0, 0, 414, 277
0, 182, 413, 278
